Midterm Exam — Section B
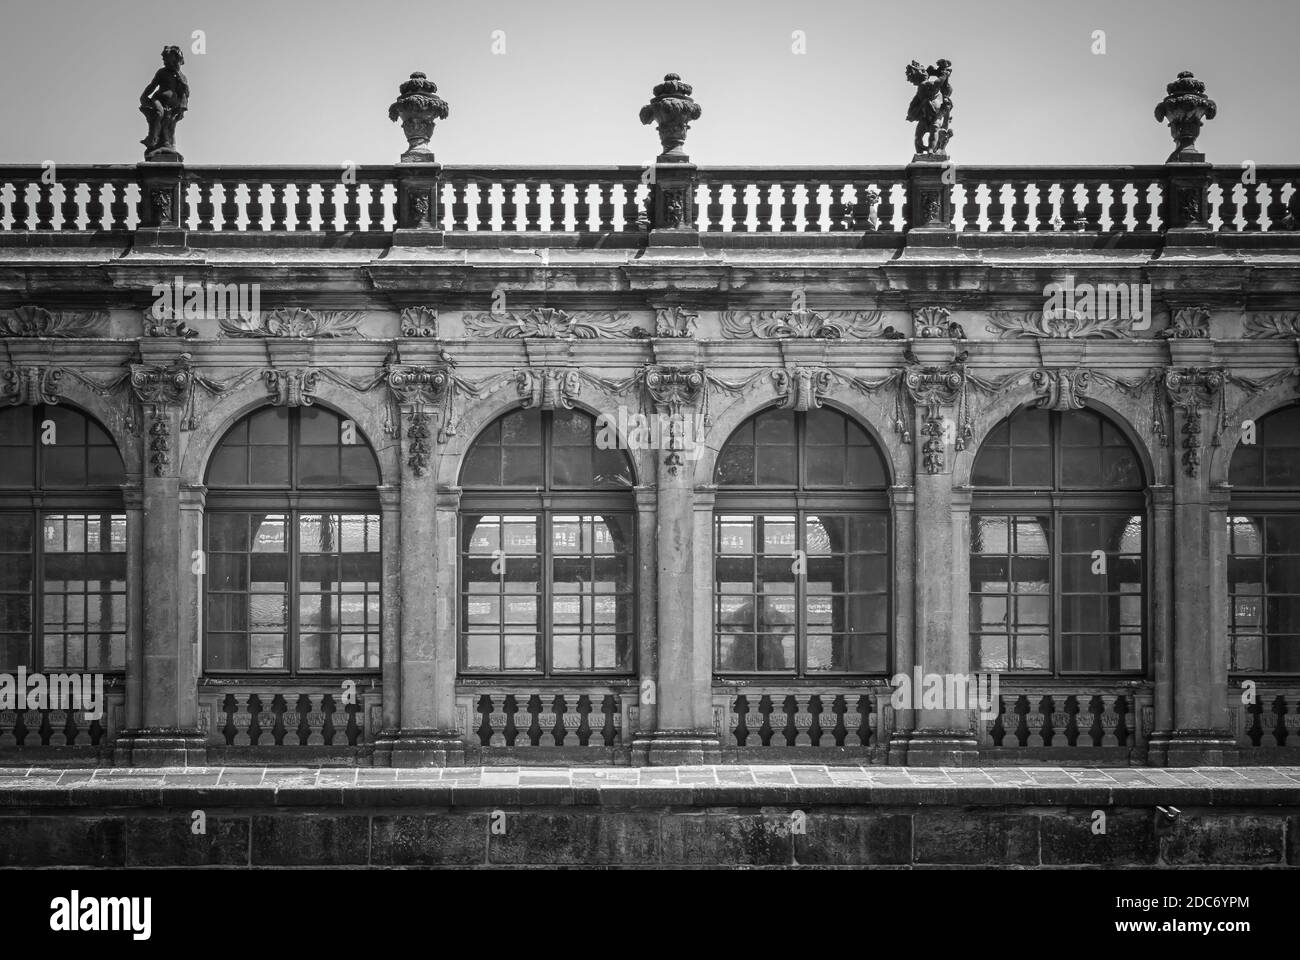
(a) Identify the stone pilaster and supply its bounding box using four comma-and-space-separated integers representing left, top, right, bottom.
377, 484, 401, 735
122, 479, 145, 732
1161, 358, 1236, 764
115, 357, 204, 765
890, 343, 979, 765
631, 360, 719, 764
375, 362, 462, 766
1146, 484, 1175, 764
634, 485, 660, 736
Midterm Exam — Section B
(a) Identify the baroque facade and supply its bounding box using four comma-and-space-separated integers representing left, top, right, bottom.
1, 66, 1299, 768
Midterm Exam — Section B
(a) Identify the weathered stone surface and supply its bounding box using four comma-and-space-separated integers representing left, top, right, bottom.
0, 817, 125, 866
661, 812, 794, 866
1039, 808, 1160, 865
793, 813, 912, 865
488, 812, 660, 865
913, 811, 1039, 865
250, 814, 370, 866
126, 816, 249, 866
371, 814, 487, 865
1159, 814, 1284, 865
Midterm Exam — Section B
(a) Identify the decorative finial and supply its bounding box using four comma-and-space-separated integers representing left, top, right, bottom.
639, 73, 702, 163
1155, 70, 1216, 162
139, 45, 189, 162
905, 59, 953, 161
388, 72, 450, 163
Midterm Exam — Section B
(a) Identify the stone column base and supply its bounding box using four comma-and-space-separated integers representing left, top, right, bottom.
886, 728, 981, 767
372, 729, 466, 768
1150, 729, 1239, 767
629, 730, 721, 766
113, 728, 208, 767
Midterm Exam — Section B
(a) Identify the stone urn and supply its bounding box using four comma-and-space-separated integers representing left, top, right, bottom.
639, 73, 701, 162
388, 72, 449, 163
1154, 71, 1216, 162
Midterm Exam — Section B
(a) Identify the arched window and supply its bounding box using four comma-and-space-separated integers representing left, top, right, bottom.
204, 406, 381, 674
970, 407, 1145, 674
0, 404, 126, 671
1227, 403, 1300, 673
713, 406, 890, 676
459, 407, 635, 675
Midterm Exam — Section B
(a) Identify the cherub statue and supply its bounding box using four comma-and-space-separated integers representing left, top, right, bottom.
905, 59, 953, 160
139, 45, 189, 160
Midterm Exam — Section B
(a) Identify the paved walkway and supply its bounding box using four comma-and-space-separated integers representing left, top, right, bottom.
1, 764, 1299, 806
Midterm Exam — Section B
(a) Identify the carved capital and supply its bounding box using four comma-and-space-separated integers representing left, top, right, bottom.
400, 306, 439, 338
772, 366, 831, 412
386, 364, 451, 411
2, 366, 63, 406
644, 365, 704, 416
904, 360, 970, 475
1164, 366, 1224, 478
654, 306, 698, 338
129, 354, 194, 409
1032, 368, 1091, 411
264, 369, 320, 407
516, 368, 581, 411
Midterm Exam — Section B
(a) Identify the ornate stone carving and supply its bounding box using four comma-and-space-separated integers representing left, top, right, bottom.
1164, 367, 1225, 478
913, 306, 966, 339
130, 355, 194, 477
905, 59, 953, 160
985, 310, 1133, 339
386, 364, 451, 477
1032, 368, 1091, 411
1243, 313, 1300, 338
903, 361, 969, 474
143, 315, 197, 338
720, 308, 885, 340
139, 45, 188, 161
218, 308, 364, 339
463, 307, 632, 339
639, 73, 701, 162
1157, 306, 1211, 339
0, 306, 109, 338
264, 369, 319, 407
516, 368, 581, 410
400, 306, 438, 338
772, 367, 831, 412
654, 306, 697, 338
1155, 71, 1216, 162
388, 72, 449, 163
2, 366, 62, 405
645, 365, 705, 475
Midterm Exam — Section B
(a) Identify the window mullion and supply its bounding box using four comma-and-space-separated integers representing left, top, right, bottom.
34, 507, 43, 673
288, 508, 298, 678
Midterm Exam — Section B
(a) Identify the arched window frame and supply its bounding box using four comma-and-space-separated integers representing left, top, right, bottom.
1226, 402, 1300, 676
969, 405, 1148, 677
203, 404, 382, 677
712, 404, 893, 679
0, 403, 126, 673
458, 406, 637, 677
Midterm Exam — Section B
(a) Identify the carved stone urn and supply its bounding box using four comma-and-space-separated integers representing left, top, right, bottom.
1155, 71, 1216, 162
639, 73, 702, 163
388, 72, 449, 163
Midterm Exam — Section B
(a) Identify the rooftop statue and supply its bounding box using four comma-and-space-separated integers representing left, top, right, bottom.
1155, 70, 1216, 162
905, 58, 953, 161
139, 45, 189, 161
639, 73, 701, 163
388, 72, 449, 163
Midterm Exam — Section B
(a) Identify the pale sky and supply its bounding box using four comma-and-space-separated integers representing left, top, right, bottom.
0, 0, 1295, 166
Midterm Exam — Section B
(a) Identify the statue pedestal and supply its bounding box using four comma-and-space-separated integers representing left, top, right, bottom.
905, 161, 956, 244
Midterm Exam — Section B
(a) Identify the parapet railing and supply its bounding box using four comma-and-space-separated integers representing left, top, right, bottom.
0, 164, 1296, 237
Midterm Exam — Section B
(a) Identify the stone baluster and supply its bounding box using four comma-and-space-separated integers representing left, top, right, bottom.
488, 698, 508, 747
793, 694, 814, 746
987, 181, 1008, 232
573, 182, 592, 232
72, 708, 92, 746
268, 183, 288, 230
1024, 697, 1046, 748
1100, 695, 1121, 747
1265, 697, 1284, 748
1050, 698, 1071, 749
500, 181, 519, 230
1282, 696, 1300, 748
305, 695, 326, 746
34, 180, 54, 229
58, 182, 79, 230
739, 698, 760, 747
48, 710, 68, 747
1000, 696, 1021, 747
291, 182, 311, 231
844, 696, 865, 747
0, 711, 16, 749
231, 696, 252, 747
536, 701, 556, 748
282, 696, 303, 746
245, 181, 265, 231
330, 700, 350, 746
10, 180, 31, 230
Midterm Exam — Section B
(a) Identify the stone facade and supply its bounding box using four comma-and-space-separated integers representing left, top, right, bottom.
2, 70, 1299, 769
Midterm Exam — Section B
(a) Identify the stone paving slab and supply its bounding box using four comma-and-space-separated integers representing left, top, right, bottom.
0, 765, 1295, 809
